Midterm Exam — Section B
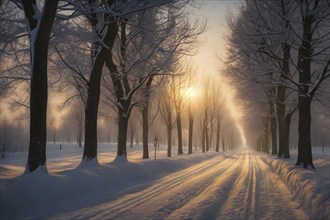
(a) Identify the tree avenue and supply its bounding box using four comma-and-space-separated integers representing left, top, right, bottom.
1, 0, 328, 175
225, 0, 330, 168
0, 0, 207, 171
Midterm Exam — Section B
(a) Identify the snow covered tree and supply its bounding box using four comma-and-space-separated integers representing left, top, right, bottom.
102, 3, 204, 159
82, 2, 119, 162
168, 72, 190, 155
225, 0, 330, 167
225, 0, 296, 158
103, 10, 175, 158
62, 0, 176, 162
295, 0, 330, 168
20, 0, 59, 172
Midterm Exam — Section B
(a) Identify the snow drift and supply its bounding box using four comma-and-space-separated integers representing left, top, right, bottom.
262, 153, 330, 220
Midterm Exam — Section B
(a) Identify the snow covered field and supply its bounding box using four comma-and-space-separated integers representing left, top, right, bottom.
0, 144, 329, 220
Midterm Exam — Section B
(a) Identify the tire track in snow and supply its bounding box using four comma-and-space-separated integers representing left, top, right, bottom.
167, 150, 307, 220
48, 150, 308, 220
242, 151, 260, 220
214, 150, 307, 220
50, 152, 238, 220
160, 152, 247, 219
95, 153, 242, 220
208, 150, 253, 220
165, 152, 247, 219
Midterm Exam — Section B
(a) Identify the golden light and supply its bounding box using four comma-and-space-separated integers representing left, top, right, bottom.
218, 74, 247, 146
184, 87, 200, 100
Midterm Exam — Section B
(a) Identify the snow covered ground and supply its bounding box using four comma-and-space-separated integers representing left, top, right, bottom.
0, 144, 329, 220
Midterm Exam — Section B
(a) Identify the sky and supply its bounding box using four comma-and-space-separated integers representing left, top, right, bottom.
190, 1, 247, 146
192, 0, 239, 73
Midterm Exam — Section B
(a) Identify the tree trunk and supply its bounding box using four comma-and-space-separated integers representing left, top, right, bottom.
130, 133, 134, 148
142, 105, 149, 159
227, 137, 232, 150
278, 116, 288, 158
284, 111, 294, 157
83, 49, 106, 160
188, 105, 193, 154
129, 121, 134, 148
215, 119, 220, 152
75, 109, 83, 148
264, 130, 269, 154
277, 110, 294, 158
270, 117, 277, 155
83, 13, 118, 161
164, 102, 172, 157
117, 112, 128, 157
295, 7, 314, 168
222, 138, 225, 152
270, 89, 277, 155
201, 124, 206, 153
167, 125, 172, 157
23, 0, 59, 172
277, 42, 290, 158
78, 130, 82, 148
176, 112, 183, 154
270, 115, 277, 155
277, 88, 287, 158
205, 122, 209, 152
296, 96, 313, 168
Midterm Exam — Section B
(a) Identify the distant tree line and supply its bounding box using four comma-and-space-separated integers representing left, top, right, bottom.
225, 0, 330, 168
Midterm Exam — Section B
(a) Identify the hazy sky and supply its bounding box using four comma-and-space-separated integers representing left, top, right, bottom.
192, 0, 240, 74
190, 1, 247, 145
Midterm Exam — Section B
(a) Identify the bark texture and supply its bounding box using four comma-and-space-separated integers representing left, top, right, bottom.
23, 0, 59, 172
142, 105, 150, 159
188, 103, 193, 154
296, 6, 314, 168
83, 17, 118, 161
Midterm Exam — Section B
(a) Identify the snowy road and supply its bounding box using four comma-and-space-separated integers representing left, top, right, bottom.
45, 150, 307, 220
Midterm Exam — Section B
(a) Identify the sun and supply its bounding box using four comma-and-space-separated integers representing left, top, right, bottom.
184, 87, 200, 99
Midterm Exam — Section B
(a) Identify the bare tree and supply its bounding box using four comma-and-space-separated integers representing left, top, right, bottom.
103, 9, 177, 158
225, 0, 330, 168
269, 88, 277, 155
141, 77, 155, 159
81, 2, 119, 162
198, 78, 224, 152
102, 3, 205, 159
187, 93, 194, 154
225, 0, 291, 157
128, 114, 137, 148
295, 0, 330, 168
185, 69, 197, 154
49, 117, 57, 144
168, 72, 189, 155
58, 0, 179, 163
71, 101, 84, 148
200, 78, 209, 152
214, 88, 224, 153
20, 0, 59, 172
159, 83, 175, 157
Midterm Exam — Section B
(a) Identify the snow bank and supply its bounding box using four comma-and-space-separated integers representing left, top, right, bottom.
262, 155, 330, 220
